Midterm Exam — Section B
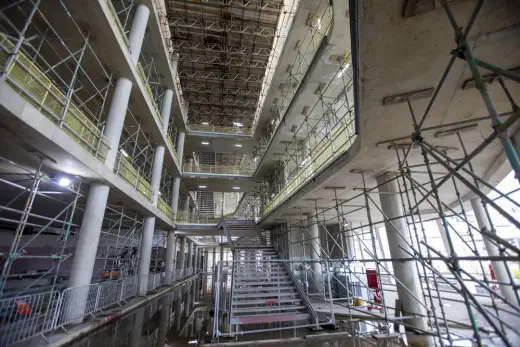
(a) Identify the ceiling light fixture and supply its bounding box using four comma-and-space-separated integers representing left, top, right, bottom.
198, 185, 207, 189
233, 122, 243, 127
119, 149, 129, 158
235, 144, 242, 147
201, 141, 209, 145
232, 186, 240, 190
58, 177, 71, 187
202, 122, 209, 125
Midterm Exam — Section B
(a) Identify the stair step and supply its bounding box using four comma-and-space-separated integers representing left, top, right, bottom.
233, 292, 299, 299
234, 280, 293, 286
232, 298, 303, 306
233, 287, 296, 293
232, 305, 307, 314
230, 312, 309, 325
235, 276, 291, 281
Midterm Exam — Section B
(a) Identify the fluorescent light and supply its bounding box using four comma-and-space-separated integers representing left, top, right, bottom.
233, 122, 243, 127
232, 186, 240, 190
337, 63, 351, 79
202, 122, 209, 125
158, 191, 162, 195
58, 177, 71, 187
119, 149, 129, 158
198, 185, 207, 189
201, 141, 209, 145
235, 144, 242, 147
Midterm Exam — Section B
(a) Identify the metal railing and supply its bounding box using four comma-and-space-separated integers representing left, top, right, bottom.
157, 195, 173, 219
261, 119, 356, 217
212, 259, 334, 338
114, 153, 154, 201
183, 163, 255, 176
0, 34, 110, 164
176, 212, 220, 224
187, 124, 252, 135
0, 268, 195, 346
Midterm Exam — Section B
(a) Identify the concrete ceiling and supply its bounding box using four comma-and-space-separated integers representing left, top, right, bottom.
259, 0, 520, 227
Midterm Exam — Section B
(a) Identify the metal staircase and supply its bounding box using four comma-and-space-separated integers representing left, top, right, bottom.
230, 246, 310, 327
213, 220, 322, 338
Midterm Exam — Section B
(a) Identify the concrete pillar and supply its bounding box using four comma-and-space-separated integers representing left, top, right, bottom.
160, 89, 173, 132
177, 236, 186, 270
471, 198, 518, 306
64, 184, 110, 322
171, 177, 181, 219
174, 298, 182, 331
128, 4, 149, 65
104, 77, 133, 169
182, 196, 189, 213
376, 173, 427, 330
345, 231, 356, 259
435, 219, 452, 256
157, 294, 170, 347
183, 291, 191, 318
138, 216, 155, 295
130, 306, 144, 347
151, 145, 165, 205
307, 215, 322, 275
187, 240, 193, 271
165, 231, 176, 282
177, 131, 185, 164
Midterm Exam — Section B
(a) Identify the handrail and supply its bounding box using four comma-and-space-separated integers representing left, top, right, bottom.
157, 195, 173, 218
187, 124, 252, 135
183, 163, 254, 176
176, 212, 220, 224
114, 154, 153, 201
0, 34, 110, 163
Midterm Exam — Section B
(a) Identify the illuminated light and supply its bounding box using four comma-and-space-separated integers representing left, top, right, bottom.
120, 149, 129, 158
235, 144, 242, 147
232, 186, 240, 190
201, 141, 209, 145
198, 185, 207, 189
58, 177, 71, 187
233, 122, 243, 127
337, 63, 351, 79
202, 122, 209, 125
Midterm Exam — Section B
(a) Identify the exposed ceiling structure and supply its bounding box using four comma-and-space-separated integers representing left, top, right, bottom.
166, 0, 285, 128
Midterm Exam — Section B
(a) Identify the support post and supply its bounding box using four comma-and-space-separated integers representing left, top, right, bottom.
160, 89, 173, 132
171, 177, 181, 220
151, 145, 165, 205
128, 4, 150, 65
138, 216, 155, 295
177, 236, 186, 271
376, 173, 427, 330
165, 231, 176, 282
307, 215, 322, 285
177, 131, 186, 164
470, 198, 518, 306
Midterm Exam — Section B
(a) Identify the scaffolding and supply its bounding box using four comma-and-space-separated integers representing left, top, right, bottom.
264, 1, 520, 346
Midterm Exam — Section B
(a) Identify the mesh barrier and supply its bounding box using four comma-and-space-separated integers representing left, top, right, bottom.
115, 154, 153, 201
0, 34, 110, 163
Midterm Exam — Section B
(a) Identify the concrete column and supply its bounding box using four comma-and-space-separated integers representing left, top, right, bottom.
289, 226, 301, 261
157, 294, 170, 347
345, 231, 356, 259
182, 196, 189, 213
171, 177, 181, 219
183, 291, 191, 318
151, 145, 165, 205
435, 219, 452, 256
160, 89, 173, 132
174, 298, 182, 331
188, 158, 194, 172
165, 231, 176, 282
192, 247, 199, 305
187, 240, 194, 271
130, 306, 144, 347
104, 77, 132, 169
64, 184, 110, 322
376, 173, 427, 330
128, 4, 150, 65
307, 215, 322, 275
177, 236, 186, 270
177, 131, 186, 165
471, 198, 518, 306
138, 216, 155, 295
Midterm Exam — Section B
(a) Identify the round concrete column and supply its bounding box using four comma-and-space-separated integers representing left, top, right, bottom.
176, 131, 185, 165
471, 198, 518, 306
165, 230, 176, 282
171, 177, 181, 220
150, 145, 165, 205
128, 4, 150, 65
138, 216, 155, 295
104, 77, 132, 169
177, 236, 186, 271
64, 183, 110, 323
160, 89, 173, 132
376, 173, 427, 330
307, 215, 322, 275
